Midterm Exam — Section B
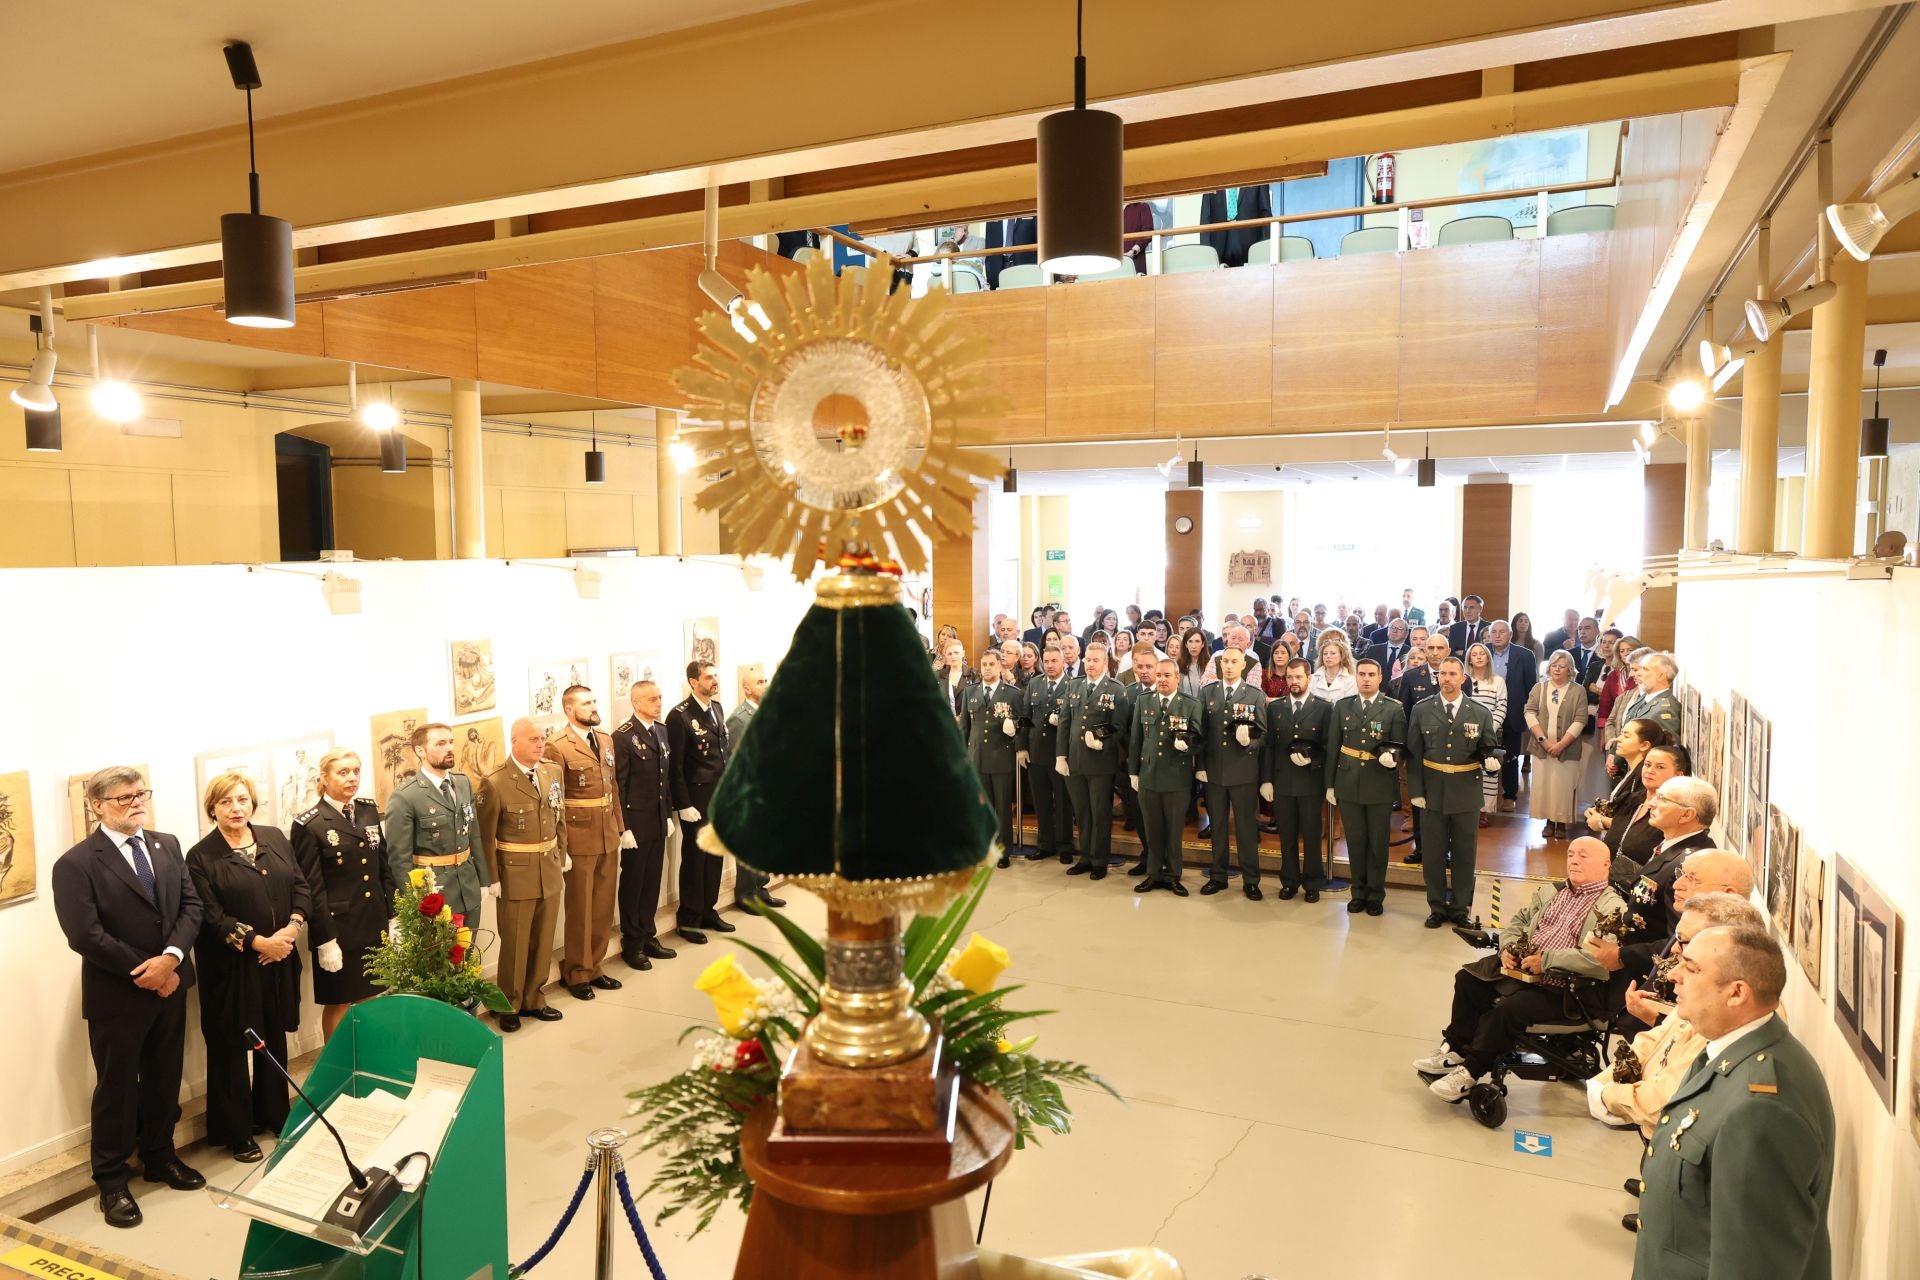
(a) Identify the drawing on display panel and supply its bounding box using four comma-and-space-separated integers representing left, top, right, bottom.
450, 638, 497, 717
529, 658, 589, 718
538, 716, 570, 746
1838, 865, 1903, 1111
609, 652, 668, 724
1791, 843, 1826, 993
1833, 861, 1860, 1035
0, 771, 36, 907
192, 746, 274, 834
1765, 804, 1796, 940
684, 617, 720, 673
454, 718, 505, 781
370, 708, 429, 808
66, 766, 153, 844
1706, 701, 1725, 801
272, 734, 334, 824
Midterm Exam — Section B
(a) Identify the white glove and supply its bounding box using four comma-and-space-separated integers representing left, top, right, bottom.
1260, 782, 1274, 801
1084, 730, 1104, 751
317, 940, 343, 973
1172, 739, 1188, 753
1235, 725, 1251, 748
387, 917, 400, 939
1054, 757, 1070, 777
1412, 796, 1427, 809
1001, 717, 1017, 737
619, 830, 637, 850
1377, 749, 1400, 769
1016, 751, 1030, 769
1324, 788, 1337, 805
678, 807, 701, 822
1482, 757, 1501, 775
1196, 770, 1208, 783
1290, 751, 1311, 767
564, 854, 574, 872
1130, 775, 1141, 790
1048, 712, 1060, 726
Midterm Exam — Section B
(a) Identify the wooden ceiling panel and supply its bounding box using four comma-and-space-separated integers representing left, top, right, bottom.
593, 246, 698, 409
323, 281, 480, 379
475, 261, 599, 396
1399, 238, 1538, 421
1535, 230, 1614, 417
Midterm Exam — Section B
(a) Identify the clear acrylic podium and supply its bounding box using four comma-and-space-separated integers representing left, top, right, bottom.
209, 994, 508, 1279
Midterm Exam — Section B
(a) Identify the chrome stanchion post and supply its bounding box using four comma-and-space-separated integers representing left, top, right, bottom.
589, 1127, 627, 1280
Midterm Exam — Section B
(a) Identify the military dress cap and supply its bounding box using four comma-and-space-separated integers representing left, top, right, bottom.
1288, 736, 1322, 761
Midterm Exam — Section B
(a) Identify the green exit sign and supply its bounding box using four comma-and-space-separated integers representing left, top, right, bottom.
1333, 543, 1356, 551
1045, 549, 1066, 561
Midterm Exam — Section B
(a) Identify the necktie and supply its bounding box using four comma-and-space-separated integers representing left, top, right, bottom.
1225, 188, 1240, 220
1160, 695, 1169, 712
1682, 1048, 1712, 1082
588, 730, 600, 756
1447, 702, 1457, 722
126, 834, 157, 902
527, 769, 538, 788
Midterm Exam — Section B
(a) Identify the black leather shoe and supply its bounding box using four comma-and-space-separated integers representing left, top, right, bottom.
1624, 1177, 1644, 1197
705, 917, 738, 934
1346, 900, 1366, 914
1243, 885, 1263, 901
1404, 850, 1423, 865
1304, 890, 1321, 904
1166, 881, 1189, 897
642, 940, 677, 960
1128, 860, 1148, 875
1365, 902, 1384, 916
1059, 851, 1075, 864
1449, 912, 1474, 928
1199, 881, 1227, 896
1196, 822, 1212, 839
679, 927, 709, 945
1089, 868, 1107, 881
100, 1189, 141, 1228
523, 1006, 564, 1022
1278, 885, 1298, 901
622, 951, 653, 971
1133, 878, 1158, 893
1066, 863, 1091, 876
996, 854, 1012, 868
497, 1013, 522, 1033
569, 983, 596, 1000
1425, 911, 1449, 929
591, 975, 622, 991
142, 1157, 205, 1190
761, 895, 786, 908
229, 1141, 264, 1164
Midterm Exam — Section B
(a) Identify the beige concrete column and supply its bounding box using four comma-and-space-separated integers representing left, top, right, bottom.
655, 407, 682, 556
1735, 339, 1781, 553
1684, 413, 1711, 550
450, 378, 485, 559
1801, 251, 1868, 558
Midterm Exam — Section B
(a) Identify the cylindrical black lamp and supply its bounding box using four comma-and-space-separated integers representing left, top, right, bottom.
24, 403, 61, 452
585, 447, 607, 483
1036, 0, 1122, 275
1417, 457, 1436, 487
1003, 451, 1018, 493
1861, 347, 1890, 459
1187, 454, 1204, 488
379, 431, 407, 474
222, 211, 295, 328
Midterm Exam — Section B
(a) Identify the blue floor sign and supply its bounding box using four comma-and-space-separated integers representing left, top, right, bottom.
1513, 1130, 1553, 1157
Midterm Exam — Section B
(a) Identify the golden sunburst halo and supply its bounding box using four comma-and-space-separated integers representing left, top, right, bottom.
672, 253, 1006, 580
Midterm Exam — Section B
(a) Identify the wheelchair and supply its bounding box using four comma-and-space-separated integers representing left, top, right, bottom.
1416, 922, 1612, 1129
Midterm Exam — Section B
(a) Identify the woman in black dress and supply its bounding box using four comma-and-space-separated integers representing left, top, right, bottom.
290, 749, 394, 1040
186, 772, 309, 1163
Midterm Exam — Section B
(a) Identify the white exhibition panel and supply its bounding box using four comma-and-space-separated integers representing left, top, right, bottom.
0, 555, 816, 1176
1677, 568, 1920, 1279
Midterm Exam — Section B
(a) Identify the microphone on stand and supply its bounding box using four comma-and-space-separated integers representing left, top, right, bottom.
245, 1026, 369, 1191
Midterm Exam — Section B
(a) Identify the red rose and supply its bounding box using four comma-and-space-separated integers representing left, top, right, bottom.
451, 913, 465, 929
450, 944, 467, 965
419, 893, 446, 917
734, 1040, 766, 1069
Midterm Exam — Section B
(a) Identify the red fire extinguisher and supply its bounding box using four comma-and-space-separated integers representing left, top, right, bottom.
1371, 152, 1396, 205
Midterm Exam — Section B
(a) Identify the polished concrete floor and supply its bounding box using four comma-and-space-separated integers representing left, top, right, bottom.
40, 852, 1642, 1279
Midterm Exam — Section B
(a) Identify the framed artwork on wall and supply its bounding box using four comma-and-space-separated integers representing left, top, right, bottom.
528, 658, 590, 719
1834, 859, 1861, 1037
0, 770, 36, 908
684, 617, 720, 673
1765, 804, 1796, 940
453, 717, 505, 782
450, 638, 497, 716
370, 708, 429, 808
1792, 843, 1826, 994
609, 651, 670, 724
271, 734, 335, 822
1844, 868, 1903, 1111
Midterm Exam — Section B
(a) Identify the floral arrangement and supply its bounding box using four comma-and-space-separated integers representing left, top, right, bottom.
626, 867, 1115, 1235
365, 868, 513, 1013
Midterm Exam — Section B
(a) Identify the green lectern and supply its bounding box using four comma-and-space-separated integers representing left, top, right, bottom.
209, 994, 508, 1279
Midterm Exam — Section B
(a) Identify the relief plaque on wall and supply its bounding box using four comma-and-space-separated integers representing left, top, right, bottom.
1227, 550, 1272, 586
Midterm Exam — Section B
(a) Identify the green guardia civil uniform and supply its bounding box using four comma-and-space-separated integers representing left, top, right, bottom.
1198, 680, 1268, 888
1406, 694, 1497, 917
1326, 691, 1407, 908
1023, 673, 1074, 859
960, 679, 1026, 855
1633, 1013, 1833, 1280
1130, 689, 1203, 885
383, 768, 488, 927
1055, 673, 1131, 870
1267, 693, 1333, 892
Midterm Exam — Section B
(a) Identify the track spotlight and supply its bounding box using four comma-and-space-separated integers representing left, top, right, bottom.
1155, 450, 1181, 479
697, 268, 768, 343
1667, 380, 1707, 413
11, 293, 58, 412
1827, 170, 1920, 261
360, 400, 400, 432
219, 42, 295, 328
84, 325, 143, 422
1036, 0, 1123, 274
1639, 422, 1659, 446
668, 439, 697, 474
1744, 280, 1836, 343
1861, 348, 1890, 460
24, 403, 62, 452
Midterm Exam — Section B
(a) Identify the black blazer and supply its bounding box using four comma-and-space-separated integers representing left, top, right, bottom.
1447, 618, 1491, 655
1200, 186, 1273, 266
187, 825, 310, 1043
613, 716, 673, 844
1618, 828, 1717, 977
666, 696, 730, 811
985, 217, 1037, 288
1365, 642, 1412, 683
1495, 646, 1539, 742
52, 827, 202, 1020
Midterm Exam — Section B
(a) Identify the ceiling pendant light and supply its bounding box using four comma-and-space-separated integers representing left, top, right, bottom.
1037, 0, 1122, 275
1861, 347, 1890, 459
1003, 449, 1018, 493
11, 289, 58, 412
1187, 449, 1204, 489
24, 404, 62, 452
220, 42, 295, 328
586, 415, 607, 484
1416, 436, 1435, 487
88, 327, 143, 423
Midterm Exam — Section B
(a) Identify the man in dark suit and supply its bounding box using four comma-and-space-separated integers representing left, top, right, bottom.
666, 661, 731, 944
613, 679, 678, 970
1365, 618, 1414, 687
1362, 604, 1392, 646
1200, 185, 1274, 266
1541, 608, 1582, 659
51, 767, 206, 1228
985, 215, 1037, 289
1021, 605, 1053, 648
1446, 593, 1488, 654
1484, 619, 1538, 812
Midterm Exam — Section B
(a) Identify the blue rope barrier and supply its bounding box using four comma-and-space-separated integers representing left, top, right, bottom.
614, 1162, 670, 1280
509, 1160, 596, 1278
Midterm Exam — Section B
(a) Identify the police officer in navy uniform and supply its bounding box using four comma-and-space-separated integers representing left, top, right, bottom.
1264, 657, 1332, 902
613, 679, 677, 970
290, 747, 393, 1041
666, 660, 732, 944
1407, 655, 1498, 928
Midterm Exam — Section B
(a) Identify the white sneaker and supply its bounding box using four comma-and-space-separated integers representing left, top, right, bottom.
1413, 1044, 1463, 1074
1428, 1065, 1481, 1102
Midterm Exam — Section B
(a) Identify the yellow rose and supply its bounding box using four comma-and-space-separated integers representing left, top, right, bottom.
408, 868, 429, 890
439, 905, 453, 924
455, 927, 473, 947
996, 1037, 1013, 1054
694, 954, 759, 1036
948, 934, 1010, 995
996, 1034, 1038, 1055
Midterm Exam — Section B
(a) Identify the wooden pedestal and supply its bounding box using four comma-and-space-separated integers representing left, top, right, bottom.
735, 1082, 1015, 1280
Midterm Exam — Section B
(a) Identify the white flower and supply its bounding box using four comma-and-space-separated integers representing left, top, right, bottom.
687, 1034, 733, 1072
732, 977, 801, 1036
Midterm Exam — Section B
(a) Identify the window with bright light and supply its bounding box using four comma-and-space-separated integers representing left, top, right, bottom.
1283, 483, 1458, 614
1067, 491, 1166, 620
1518, 468, 1644, 633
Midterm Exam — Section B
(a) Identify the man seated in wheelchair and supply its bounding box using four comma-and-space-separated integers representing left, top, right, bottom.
1416, 837, 1627, 1103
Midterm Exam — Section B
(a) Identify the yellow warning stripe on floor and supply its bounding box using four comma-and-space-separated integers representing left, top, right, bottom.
2, 1242, 121, 1280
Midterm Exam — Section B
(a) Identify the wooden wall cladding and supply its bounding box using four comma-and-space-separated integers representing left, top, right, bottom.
476, 260, 600, 396
1154, 267, 1274, 435
1045, 273, 1154, 437
1399, 238, 1539, 422
323, 282, 480, 381
1535, 231, 1613, 417
947, 288, 1047, 437
594, 247, 698, 408
1458, 483, 1514, 617
1271, 254, 1401, 428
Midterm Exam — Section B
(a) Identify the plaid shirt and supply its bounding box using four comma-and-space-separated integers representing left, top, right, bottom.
1531, 879, 1608, 986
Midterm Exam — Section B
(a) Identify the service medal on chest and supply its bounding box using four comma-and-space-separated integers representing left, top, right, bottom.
1464, 723, 1480, 740
1670, 1107, 1700, 1151
326, 829, 340, 847
367, 827, 381, 849
549, 780, 564, 809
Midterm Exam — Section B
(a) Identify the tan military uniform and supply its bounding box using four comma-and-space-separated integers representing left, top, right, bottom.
544, 726, 623, 987
475, 759, 568, 1013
